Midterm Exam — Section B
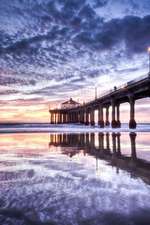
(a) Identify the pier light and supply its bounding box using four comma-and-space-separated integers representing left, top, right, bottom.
147, 47, 150, 74
147, 47, 150, 52
95, 87, 97, 100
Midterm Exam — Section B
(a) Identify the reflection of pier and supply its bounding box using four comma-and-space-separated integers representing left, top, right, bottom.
49, 132, 150, 184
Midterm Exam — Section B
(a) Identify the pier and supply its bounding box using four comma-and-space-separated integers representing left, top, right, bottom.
49, 74, 150, 128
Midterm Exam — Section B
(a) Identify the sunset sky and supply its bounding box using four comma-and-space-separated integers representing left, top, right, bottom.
0, 0, 150, 122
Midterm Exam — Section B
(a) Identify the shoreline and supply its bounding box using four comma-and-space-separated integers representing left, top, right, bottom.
0, 125, 150, 133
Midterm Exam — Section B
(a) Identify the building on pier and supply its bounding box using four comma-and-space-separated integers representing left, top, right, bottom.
61, 98, 80, 109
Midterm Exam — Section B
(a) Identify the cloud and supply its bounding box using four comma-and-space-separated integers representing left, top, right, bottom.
74, 15, 150, 54
0, 0, 150, 104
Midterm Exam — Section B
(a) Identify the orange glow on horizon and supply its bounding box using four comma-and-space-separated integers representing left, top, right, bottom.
0, 100, 59, 123
0, 98, 149, 123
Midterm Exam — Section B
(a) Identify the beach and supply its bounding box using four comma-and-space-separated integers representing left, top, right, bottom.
0, 126, 149, 225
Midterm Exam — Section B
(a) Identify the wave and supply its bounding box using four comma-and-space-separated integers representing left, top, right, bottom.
0, 123, 150, 133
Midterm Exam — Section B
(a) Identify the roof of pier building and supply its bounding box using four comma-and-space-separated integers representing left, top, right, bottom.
61, 98, 80, 109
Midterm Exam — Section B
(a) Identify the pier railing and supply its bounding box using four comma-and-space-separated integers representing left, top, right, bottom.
52, 73, 149, 110
84, 73, 149, 105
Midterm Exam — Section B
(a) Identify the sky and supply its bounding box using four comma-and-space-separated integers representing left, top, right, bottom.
0, 0, 150, 122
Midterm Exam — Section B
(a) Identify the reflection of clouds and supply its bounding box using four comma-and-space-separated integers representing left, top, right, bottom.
0, 132, 150, 224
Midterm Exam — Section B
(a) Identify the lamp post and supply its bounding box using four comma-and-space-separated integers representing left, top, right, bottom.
147, 47, 150, 75
95, 87, 97, 100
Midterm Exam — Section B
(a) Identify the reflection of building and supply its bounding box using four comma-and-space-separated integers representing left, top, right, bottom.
61, 98, 80, 109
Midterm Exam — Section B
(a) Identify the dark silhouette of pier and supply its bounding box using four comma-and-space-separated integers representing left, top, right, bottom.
49, 132, 150, 184
49, 74, 150, 128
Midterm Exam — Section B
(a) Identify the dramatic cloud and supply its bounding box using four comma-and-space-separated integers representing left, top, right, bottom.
0, 0, 150, 121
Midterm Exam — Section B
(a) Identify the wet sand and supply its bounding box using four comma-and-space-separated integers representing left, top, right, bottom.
0, 131, 149, 225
